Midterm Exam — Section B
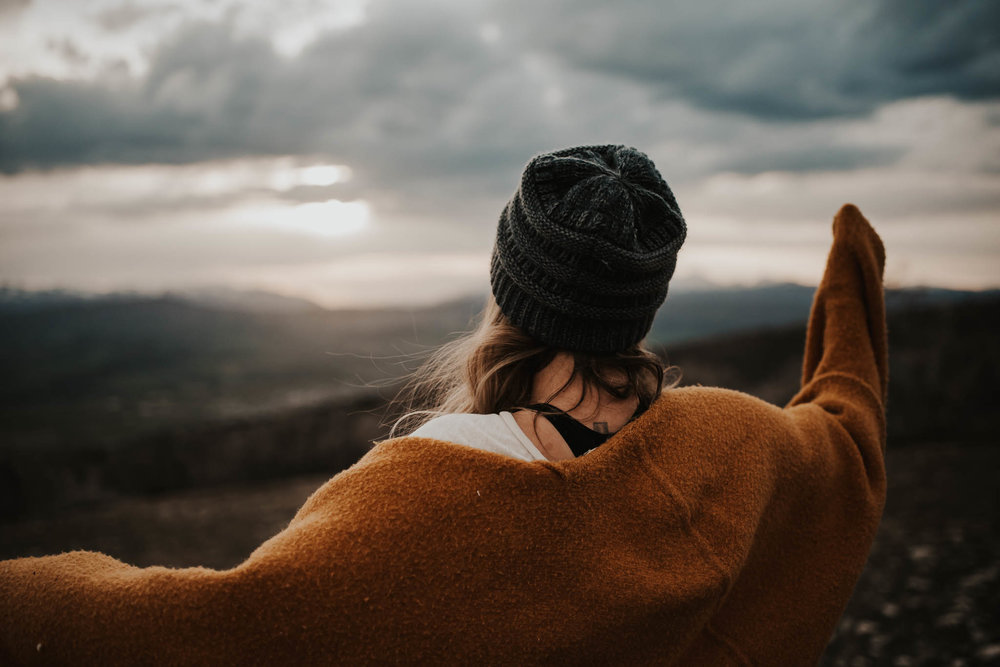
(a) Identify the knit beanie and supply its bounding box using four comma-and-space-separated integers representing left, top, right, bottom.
490, 144, 686, 353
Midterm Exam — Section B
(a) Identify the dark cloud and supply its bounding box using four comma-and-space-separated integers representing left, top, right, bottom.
491, 0, 1000, 120
1, 17, 497, 171
0, 10, 596, 206
721, 146, 903, 174
94, 2, 179, 32
3, 0, 991, 196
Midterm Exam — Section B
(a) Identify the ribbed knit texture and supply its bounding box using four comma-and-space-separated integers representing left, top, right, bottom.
491, 145, 686, 353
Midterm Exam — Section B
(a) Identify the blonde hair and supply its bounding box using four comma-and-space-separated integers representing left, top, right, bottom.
388, 297, 678, 437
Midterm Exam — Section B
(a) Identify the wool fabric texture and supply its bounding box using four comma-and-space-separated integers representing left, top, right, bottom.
0, 204, 886, 665
490, 144, 686, 353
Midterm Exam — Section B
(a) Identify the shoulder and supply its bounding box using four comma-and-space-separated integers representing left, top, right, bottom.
409, 412, 546, 462
410, 413, 506, 439
632, 386, 791, 450
649, 385, 783, 417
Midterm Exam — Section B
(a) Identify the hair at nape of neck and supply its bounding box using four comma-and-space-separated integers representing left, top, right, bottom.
388, 297, 678, 437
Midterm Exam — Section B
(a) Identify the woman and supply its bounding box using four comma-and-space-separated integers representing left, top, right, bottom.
0, 145, 888, 666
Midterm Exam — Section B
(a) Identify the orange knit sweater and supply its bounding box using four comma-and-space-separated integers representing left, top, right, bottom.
0, 204, 888, 666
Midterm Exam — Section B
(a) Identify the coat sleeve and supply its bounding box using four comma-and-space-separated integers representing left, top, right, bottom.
0, 531, 305, 664
0, 477, 374, 666
786, 203, 888, 477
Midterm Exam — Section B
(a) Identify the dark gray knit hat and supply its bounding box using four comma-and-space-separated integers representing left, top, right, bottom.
490, 144, 686, 353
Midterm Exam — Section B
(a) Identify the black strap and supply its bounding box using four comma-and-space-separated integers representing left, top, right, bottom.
525, 403, 615, 457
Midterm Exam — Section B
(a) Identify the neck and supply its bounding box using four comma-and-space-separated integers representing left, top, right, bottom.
511, 351, 639, 461
530, 352, 637, 425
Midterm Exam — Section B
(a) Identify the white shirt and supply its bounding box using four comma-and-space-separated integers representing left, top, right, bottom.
409, 412, 547, 462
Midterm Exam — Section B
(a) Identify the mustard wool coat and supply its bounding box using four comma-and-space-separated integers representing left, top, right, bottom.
0, 204, 888, 665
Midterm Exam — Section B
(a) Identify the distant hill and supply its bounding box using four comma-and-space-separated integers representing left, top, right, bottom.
165, 286, 327, 315
0, 284, 994, 452
664, 293, 1000, 444
0, 287, 995, 519
0, 291, 478, 449
651, 282, 994, 344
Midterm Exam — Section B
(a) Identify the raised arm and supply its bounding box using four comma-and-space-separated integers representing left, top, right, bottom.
795, 203, 888, 408
786, 203, 888, 468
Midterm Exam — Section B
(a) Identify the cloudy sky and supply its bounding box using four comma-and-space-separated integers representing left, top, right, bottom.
0, 0, 998, 308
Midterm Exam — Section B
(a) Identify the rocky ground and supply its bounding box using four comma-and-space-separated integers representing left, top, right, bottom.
821, 443, 999, 666
2, 441, 997, 664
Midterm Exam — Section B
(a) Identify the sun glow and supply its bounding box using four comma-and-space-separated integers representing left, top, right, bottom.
269, 162, 353, 191
231, 198, 371, 238
282, 199, 369, 236
297, 165, 352, 187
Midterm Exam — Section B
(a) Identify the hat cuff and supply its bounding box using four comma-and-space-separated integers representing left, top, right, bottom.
491, 263, 658, 353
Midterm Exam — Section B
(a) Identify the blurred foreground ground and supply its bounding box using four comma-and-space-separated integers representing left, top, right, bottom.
1, 441, 997, 665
